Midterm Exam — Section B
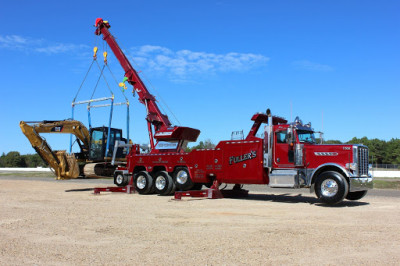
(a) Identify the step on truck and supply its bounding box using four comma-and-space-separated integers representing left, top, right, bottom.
95, 18, 373, 204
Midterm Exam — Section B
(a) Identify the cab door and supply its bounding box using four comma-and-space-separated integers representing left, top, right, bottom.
273, 130, 295, 168
89, 129, 105, 161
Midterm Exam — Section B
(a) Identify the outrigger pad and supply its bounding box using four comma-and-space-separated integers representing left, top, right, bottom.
93, 185, 136, 195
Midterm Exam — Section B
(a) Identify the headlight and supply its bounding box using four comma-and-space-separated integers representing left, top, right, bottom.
346, 163, 357, 171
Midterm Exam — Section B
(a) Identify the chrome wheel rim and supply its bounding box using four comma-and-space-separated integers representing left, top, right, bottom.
116, 174, 123, 184
321, 179, 338, 197
136, 175, 146, 189
156, 176, 166, 190
176, 170, 188, 185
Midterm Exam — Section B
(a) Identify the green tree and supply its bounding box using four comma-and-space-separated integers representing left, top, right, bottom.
386, 138, 400, 164
324, 140, 343, 144
0, 151, 27, 167
22, 154, 48, 167
186, 139, 215, 152
0, 152, 5, 167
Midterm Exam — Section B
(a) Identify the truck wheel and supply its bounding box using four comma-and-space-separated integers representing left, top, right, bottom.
134, 171, 154, 194
345, 190, 368, 201
315, 171, 348, 205
173, 167, 194, 191
154, 171, 175, 196
114, 172, 128, 187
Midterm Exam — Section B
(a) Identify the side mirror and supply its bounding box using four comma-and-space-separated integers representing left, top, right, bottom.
287, 127, 294, 144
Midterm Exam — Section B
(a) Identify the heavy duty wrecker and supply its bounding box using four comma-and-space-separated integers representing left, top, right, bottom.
94, 18, 373, 204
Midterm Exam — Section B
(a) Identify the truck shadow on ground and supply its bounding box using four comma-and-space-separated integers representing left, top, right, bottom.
236, 193, 370, 207
65, 188, 94, 192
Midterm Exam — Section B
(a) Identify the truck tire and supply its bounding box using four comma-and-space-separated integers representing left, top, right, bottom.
134, 171, 154, 194
154, 171, 175, 196
345, 190, 368, 201
173, 167, 194, 191
114, 172, 128, 187
315, 171, 349, 205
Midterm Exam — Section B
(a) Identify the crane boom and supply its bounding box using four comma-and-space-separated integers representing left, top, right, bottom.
94, 18, 200, 151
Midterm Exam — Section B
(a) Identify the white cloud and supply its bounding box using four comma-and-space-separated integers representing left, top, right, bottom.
128, 45, 269, 79
35, 44, 88, 54
135, 45, 172, 56
0, 34, 88, 54
0, 34, 269, 79
0, 35, 38, 50
0, 35, 27, 45
293, 60, 334, 72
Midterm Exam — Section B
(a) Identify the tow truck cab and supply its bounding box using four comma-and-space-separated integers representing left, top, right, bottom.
264, 114, 373, 203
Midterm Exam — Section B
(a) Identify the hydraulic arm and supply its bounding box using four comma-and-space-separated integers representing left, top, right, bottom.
19, 120, 89, 179
20, 120, 129, 179
94, 18, 200, 151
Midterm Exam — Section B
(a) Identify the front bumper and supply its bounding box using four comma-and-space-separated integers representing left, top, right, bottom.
349, 175, 373, 192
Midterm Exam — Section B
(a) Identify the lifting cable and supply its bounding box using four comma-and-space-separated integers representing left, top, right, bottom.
106, 64, 132, 100
118, 41, 182, 126
87, 50, 114, 159
72, 60, 95, 103
105, 64, 130, 141
92, 60, 114, 98
133, 56, 181, 126
70, 39, 131, 157
92, 46, 131, 151
87, 62, 112, 133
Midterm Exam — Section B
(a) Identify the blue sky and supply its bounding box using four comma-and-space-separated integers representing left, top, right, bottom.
0, 0, 399, 155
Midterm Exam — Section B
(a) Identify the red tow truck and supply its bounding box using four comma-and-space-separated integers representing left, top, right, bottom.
95, 18, 373, 204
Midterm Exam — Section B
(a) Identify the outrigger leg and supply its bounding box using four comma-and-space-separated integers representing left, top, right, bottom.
93, 176, 136, 195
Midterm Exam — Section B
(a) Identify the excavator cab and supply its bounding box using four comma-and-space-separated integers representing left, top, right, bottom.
88, 127, 127, 161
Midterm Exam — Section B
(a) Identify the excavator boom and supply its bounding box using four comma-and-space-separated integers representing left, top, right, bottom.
20, 120, 129, 179
19, 120, 88, 179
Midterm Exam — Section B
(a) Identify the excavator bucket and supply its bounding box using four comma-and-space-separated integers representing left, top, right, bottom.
55, 151, 80, 179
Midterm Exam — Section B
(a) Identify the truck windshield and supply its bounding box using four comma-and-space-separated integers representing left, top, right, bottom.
297, 130, 316, 143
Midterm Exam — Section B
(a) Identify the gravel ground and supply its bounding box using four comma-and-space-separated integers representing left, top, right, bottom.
0, 176, 399, 265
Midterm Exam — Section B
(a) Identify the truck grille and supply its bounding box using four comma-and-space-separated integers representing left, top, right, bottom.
357, 146, 369, 176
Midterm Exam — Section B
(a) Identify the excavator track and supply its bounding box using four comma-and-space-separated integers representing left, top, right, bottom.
83, 163, 118, 178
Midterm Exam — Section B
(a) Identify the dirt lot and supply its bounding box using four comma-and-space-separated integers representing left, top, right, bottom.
1, 177, 399, 265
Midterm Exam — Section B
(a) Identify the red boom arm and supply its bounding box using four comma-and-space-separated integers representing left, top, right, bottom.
94, 18, 200, 151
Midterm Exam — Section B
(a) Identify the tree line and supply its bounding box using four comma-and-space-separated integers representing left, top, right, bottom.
324, 137, 400, 165
1, 137, 399, 167
0, 152, 47, 168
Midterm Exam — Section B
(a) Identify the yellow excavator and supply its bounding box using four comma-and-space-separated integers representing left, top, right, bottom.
20, 119, 129, 179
